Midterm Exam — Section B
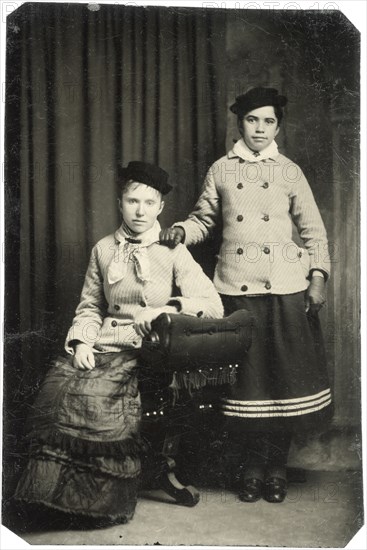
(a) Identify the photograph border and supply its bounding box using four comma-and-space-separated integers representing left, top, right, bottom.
0, 1, 366, 548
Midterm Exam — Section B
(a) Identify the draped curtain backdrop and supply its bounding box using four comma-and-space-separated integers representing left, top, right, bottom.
5, 4, 227, 407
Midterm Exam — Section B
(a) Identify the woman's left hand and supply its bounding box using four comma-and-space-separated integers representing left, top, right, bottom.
134, 308, 163, 337
305, 277, 326, 313
134, 305, 179, 337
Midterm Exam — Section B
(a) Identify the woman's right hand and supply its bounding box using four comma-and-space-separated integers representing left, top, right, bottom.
159, 226, 185, 248
73, 343, 96, 371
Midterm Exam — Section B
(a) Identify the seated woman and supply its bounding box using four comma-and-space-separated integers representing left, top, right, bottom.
14, 161, 223, 527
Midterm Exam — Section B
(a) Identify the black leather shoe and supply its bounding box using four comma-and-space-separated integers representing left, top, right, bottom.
263, 476, 287, 503
239, 477, 263, 503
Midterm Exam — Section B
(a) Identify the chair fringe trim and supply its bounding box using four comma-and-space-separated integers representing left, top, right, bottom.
170, 364, 237, 399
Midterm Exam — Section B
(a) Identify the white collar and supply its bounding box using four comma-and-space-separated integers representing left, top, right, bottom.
228, 138, 279, 162
114, 220, 161, 246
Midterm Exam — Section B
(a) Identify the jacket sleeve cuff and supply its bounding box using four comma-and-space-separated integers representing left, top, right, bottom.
172, 220, 202, 246
166, 299, 182, 312
64, 323, 100, 354
309, 267, 329, 281
167, 297, 204, 317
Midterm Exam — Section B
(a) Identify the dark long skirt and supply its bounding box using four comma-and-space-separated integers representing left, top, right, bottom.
14, 351, 145, 524
220, 292, 333, 433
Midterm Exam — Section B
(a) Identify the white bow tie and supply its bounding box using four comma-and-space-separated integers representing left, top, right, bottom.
107, 221, 161, 284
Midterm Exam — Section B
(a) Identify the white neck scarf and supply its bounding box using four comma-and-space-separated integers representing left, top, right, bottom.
232, 138, 279, 162
107, 220, 161, 284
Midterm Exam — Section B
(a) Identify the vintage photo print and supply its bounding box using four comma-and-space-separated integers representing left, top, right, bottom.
1, 0, 365, 548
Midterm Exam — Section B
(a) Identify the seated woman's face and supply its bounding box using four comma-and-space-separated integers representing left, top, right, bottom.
119, 182, 164, 234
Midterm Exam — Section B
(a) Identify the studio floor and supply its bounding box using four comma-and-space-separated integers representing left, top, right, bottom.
4, 470, 364, 548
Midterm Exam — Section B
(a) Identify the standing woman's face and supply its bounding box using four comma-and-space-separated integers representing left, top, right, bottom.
240, 105, 280, 152
119, 182, 164, 234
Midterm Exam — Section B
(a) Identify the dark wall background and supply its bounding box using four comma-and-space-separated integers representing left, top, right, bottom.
4, 4, 361, 493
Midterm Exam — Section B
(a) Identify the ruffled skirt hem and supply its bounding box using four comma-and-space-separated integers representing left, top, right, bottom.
14, 454, 140, 522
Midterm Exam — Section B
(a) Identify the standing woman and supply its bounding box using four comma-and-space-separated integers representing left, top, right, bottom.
160, 87, 333, 503
14, 161, 223, 526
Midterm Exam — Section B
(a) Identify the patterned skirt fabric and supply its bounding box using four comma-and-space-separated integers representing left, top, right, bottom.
14, 351, 145, 524
220, 292, 333, 433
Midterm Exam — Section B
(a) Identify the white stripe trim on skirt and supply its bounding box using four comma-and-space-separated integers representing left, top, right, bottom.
220, 389, 332, 418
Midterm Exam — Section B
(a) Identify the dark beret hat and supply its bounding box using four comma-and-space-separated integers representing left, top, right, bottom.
117, 161, 172, 195
230, 87, 287, 117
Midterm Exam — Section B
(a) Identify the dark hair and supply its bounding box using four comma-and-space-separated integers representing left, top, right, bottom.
273, 104, 284, 126
116, 174, 135, 197
238, 103, 284, 132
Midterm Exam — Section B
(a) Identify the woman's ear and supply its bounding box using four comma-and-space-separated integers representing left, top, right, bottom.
117, 197, 123, 215
158, 200, 165, 216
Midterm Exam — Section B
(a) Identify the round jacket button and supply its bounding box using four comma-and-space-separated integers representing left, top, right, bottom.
263, 247, 270, 255
298, 251, 302, 258
262, 182, 269, 189
241, 285, 248, 292
263, 215, 270, 222
140, 301, 146, 307
237, 183, 243, 189
237, 248, 243, 255
111, 320, 117, 327
237, 215, 243, 222
265, 282, 272, 290
114, 304, 120, 311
